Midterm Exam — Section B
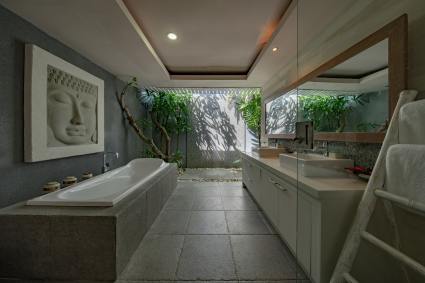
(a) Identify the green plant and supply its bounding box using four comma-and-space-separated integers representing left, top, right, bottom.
117, 78, 191, 167
169, 150, 184, 169
299, 95, 350, 132
138, 89, 191, 158
234, 92, 262, 142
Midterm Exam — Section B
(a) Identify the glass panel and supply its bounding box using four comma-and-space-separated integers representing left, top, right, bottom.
296, 3, 390, 281
265, 89, 298, 135
297, 87, 389, 133
261, 2, 301, 282
297, 39, 389, 136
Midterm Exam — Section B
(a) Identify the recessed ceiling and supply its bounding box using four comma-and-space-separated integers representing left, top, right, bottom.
321, 39, 388, 78
123, 0, 290, 76
0, 0, 297, 88
301, 39, 389, 92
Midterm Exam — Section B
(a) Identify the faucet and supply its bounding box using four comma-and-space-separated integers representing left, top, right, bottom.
102, 151, 119, 173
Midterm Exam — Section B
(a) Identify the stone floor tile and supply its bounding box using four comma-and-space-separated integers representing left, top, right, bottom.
186, 211, 228, 234
149, 210, 191, 234
120, 234, 184, 280
193, 187, 221, 197
165, 194, 195, 210
231, 235, 297, 280
225, 211, 272, 234
219, 187, 248, 197
192, 196, 223, 210
176, 235, 237, 280
222, 196, 258, 210
258, 211, 279, 235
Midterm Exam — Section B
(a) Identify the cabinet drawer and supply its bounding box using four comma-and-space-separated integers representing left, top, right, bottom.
274, 175, 297, 253
242, 159, 261, 199
261, 170, 280, 225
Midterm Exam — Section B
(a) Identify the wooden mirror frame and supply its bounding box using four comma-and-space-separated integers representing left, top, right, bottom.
262, 14, 407, 143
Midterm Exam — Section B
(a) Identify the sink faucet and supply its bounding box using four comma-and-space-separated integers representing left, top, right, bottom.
102, 151, 119, 173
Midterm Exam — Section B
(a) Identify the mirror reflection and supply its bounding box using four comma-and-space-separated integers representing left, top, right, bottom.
265, 39, 389, 136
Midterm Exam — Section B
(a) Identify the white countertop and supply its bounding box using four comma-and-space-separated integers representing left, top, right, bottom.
241, 151, 366, 199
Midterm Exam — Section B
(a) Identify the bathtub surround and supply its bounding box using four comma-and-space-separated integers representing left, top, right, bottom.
0, 5, 144, 208
27, 159, 169, 206
0, 161, 177, 281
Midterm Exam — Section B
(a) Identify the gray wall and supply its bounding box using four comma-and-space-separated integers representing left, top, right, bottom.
0, 5, 144, 208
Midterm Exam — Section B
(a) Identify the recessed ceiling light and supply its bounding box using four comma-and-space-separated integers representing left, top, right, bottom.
272, 47, 279, 52
167, 33, 178, 40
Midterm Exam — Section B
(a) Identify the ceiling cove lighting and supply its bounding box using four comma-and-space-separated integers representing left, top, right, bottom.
272, 47, 279, 52
167, 33, 178, 40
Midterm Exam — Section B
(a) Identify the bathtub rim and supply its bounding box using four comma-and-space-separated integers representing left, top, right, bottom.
25, 158, 170, 207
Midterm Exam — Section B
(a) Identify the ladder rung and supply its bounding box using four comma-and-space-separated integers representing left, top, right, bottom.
361, 231, 425, 277
374, 189, 425, 214
343, 272, 359, 283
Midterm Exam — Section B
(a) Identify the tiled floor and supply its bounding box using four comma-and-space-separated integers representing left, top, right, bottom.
119, 181, 309, 282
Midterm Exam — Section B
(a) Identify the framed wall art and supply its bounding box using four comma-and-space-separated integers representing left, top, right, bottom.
24, 44, 104, 162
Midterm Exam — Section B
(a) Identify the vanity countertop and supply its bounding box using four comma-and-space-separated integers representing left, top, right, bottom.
241, 151, 366, 199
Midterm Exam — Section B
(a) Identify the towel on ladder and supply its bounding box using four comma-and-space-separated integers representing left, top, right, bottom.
386, 144, 425, 203
399, 99, 425, 144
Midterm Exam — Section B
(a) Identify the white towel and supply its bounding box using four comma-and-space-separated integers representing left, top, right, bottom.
386, 144, 425, 202
399, 99, 425, 144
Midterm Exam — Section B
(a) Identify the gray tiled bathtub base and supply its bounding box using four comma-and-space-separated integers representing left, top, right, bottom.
0, 164, 177, 281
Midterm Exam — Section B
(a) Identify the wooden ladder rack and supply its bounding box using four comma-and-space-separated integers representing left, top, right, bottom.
330, 90, 420, 283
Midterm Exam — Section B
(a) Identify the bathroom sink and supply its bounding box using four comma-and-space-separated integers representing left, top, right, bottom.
252, 147, 288, 158
279, 153, 354, 177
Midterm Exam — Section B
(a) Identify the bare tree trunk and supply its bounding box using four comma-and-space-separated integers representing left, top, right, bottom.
116, 82, 167, 160
150, 111, 171, 160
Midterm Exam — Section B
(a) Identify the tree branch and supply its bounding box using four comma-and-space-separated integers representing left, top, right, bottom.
150, 111, 171, 157
116, 82, 167, 160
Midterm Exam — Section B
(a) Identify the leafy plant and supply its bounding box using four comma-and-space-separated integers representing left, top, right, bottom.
299, 95, 350, 132
233, 92, 262, 142
117, 78, 191, 167
169, 150, 184, 169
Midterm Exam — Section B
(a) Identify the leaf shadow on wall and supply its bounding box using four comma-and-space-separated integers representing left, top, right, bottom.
266, 95, 298, 135
188, 93, 238, 167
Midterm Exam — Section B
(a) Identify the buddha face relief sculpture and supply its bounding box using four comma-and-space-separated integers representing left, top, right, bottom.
47, 66, 98, 147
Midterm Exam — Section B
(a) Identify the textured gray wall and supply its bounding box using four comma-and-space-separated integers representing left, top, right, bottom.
0, 5, 145, 208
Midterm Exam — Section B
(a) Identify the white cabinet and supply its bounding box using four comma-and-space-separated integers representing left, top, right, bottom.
297, 191, 313, 275
241, 155, 362, 283
242, 157, 261, 202
275, 176, 297, 253
260, 170, 278, 226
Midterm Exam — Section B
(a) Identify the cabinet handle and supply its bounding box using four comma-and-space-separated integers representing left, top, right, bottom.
268, 177, 287, 191
275, 183, 287, 191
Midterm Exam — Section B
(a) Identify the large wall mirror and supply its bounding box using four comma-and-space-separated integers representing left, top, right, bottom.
264, 15, 407, 143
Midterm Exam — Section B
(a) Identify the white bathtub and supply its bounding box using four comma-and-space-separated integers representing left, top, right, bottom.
27, 158, 170, 207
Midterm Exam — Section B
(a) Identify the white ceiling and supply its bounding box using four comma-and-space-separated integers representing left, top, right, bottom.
322, 39, 388, 77
124, 0, 289, 75
301, 39, 389, 92
0, 0, 296, 88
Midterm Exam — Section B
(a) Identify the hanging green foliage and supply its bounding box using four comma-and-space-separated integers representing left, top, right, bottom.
299, 95, 350, 132
233, 92, 262, 142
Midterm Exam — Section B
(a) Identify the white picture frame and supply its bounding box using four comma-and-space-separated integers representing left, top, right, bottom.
24, 44, 104, 162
